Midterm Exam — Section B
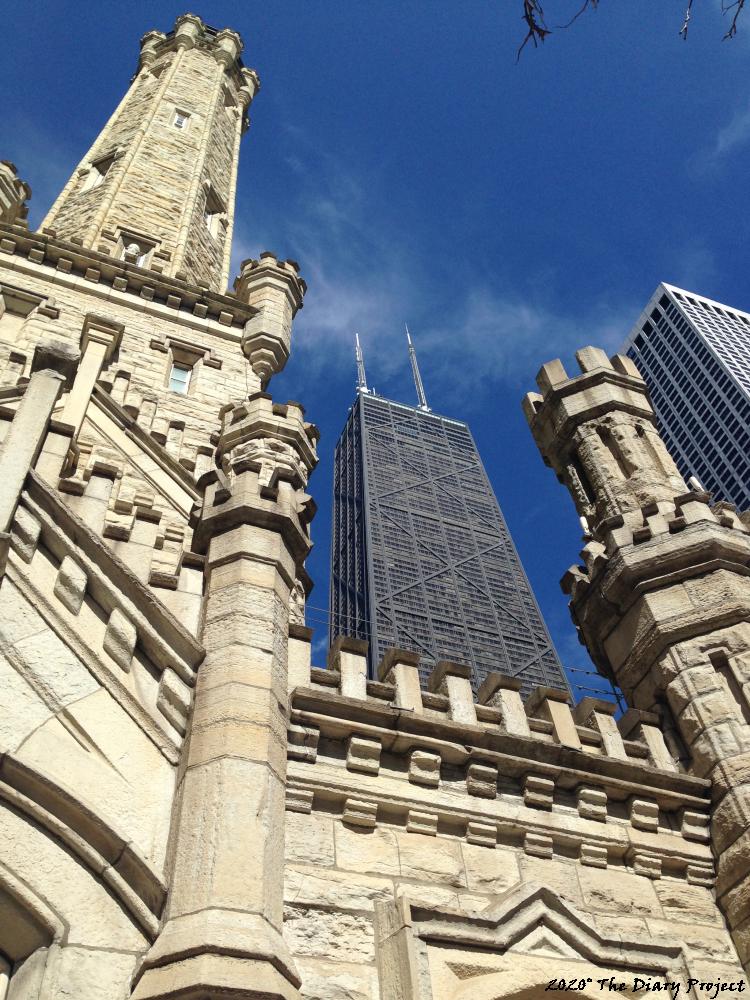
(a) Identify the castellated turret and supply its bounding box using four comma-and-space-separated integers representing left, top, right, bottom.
525, 346, 750, 976
40, 14, 259, 292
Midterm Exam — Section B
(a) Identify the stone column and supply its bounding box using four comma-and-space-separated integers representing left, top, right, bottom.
524, 346, 750, 974
0, 341, 78, 575
132, 393, 317, 1000
61, 314, 122, 443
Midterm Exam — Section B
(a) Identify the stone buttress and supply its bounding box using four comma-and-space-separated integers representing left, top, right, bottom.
524, 346, 750, 975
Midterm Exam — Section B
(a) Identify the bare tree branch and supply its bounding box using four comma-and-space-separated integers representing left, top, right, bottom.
516, 0, 744, 55
517, 0, 552, 62
680, 0, 695, 40
722, 0, 746, 39
556, 0, 599, 31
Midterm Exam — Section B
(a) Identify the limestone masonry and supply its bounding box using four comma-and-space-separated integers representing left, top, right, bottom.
0, 13, 748, 1000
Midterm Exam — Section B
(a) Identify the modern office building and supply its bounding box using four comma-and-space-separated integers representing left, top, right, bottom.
623, 282, 750, 511
329, 337, 569, 695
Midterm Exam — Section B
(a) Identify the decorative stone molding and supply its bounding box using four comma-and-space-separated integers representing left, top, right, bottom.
285, 788, 314, 814
409, 749, 441, 787
149, 331, 222, 369
466, 820, 497, 847
0, 223, 260, 330
376, 884, 693, 1000
346, 735, 381, 775
466, 762, 498, 799
524, 831, 553, 858
577, 786, 608, 822
630, 797, 659, 832
407, 809, 438, 836
523, 773, 554, 810
342, 798, 377, 829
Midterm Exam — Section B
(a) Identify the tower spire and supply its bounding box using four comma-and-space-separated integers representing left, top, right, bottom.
355, 333, 369, 393
406, 324, 430, 411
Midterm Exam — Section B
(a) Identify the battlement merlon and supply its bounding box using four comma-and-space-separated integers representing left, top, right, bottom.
523, 347, 687, 530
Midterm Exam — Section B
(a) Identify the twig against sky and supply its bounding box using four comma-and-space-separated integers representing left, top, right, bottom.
517, 0, 744, 54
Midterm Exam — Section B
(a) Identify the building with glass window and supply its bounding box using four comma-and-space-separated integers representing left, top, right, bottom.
622, 283, 750, 512
329, 388, 569, 696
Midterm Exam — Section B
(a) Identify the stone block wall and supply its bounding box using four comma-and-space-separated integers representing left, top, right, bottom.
280, 651, 747, 998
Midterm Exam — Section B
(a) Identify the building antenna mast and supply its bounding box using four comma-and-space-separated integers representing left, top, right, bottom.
355, 333, 369, 394
406, 324, 430, 411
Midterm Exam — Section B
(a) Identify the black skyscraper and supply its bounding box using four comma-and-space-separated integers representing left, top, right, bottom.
329, 340, 569, 696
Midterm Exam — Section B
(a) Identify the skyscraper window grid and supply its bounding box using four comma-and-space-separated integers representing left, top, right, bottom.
623, 283, 750, 512
330, 391, 569, 695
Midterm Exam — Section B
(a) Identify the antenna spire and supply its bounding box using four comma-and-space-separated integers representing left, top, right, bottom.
355, 333, 369, 393
406, 324, 430, 411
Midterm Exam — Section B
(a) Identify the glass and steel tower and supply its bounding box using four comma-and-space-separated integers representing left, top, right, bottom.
329, 335, 569, 696
623, 283, 750, 512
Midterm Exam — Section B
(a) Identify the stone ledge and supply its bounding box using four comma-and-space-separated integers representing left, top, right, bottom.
289, 688, 709, 808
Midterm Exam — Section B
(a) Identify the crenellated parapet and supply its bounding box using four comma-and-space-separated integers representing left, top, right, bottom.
523, 347, 687, 529
194, 391, 318, 567
285, 640, 715, 908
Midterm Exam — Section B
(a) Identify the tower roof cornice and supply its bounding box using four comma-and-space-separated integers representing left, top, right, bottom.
138, 13, 256, 89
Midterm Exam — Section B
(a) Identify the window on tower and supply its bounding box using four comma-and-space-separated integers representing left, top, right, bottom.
168, 362, 192, 394
173, 110, 190, 130
116, 230, 156, 267
203, 186, 226, 239
81, 154, 114, 192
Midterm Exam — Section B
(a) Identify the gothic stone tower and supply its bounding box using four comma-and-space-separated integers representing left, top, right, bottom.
0, 15, 316, 1000
524, 346, 750, 976
40, 15, 258, 292
1, 13, 749, 1000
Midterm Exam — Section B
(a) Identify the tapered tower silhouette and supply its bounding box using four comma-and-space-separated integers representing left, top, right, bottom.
330, 333, 569, 695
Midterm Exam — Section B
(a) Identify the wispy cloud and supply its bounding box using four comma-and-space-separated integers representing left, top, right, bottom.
232, 123, 639, 404
417, 287, 633, 403
692, 97, 750, 172
712, 98, 750, 158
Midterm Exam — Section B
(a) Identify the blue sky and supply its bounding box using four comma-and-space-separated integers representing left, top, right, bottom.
2, 1, 749, 696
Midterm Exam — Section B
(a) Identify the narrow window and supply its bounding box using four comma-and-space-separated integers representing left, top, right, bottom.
203, 187, 225, 239
173, 110, 189, 130
169, 362, 192, 394
82, 155, 114, 192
